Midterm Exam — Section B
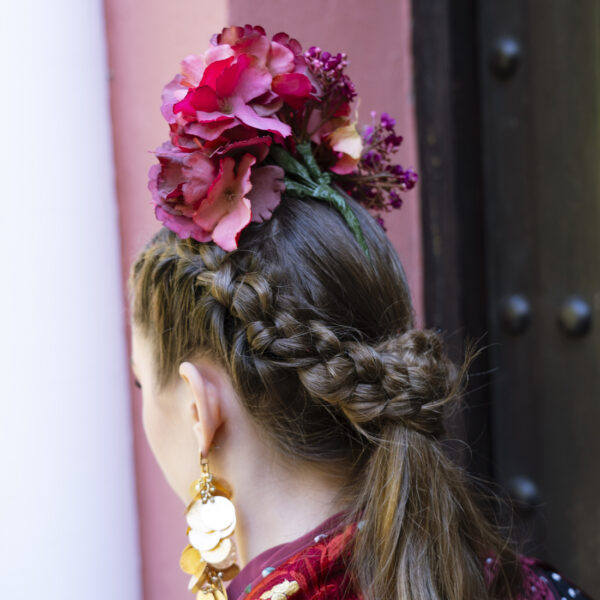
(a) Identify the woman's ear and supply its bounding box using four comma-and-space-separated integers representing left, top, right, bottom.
178, 361, 223, 457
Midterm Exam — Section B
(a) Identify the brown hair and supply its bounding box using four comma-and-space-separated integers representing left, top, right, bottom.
130, 194, 522, 599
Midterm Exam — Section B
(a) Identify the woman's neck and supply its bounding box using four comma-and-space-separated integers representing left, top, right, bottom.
234, 460, 344, 564
214, 422, 347, 566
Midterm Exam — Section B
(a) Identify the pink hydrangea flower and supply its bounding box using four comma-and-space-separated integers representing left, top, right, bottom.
173, 54, 289, 140
149, 144, 212, 242
192, 153, 256, 251
151, 27, 315, 250
149, 25, 413, 252
247, 165, 285, 222
149, 147, 258, 251
161, 25, 314, 152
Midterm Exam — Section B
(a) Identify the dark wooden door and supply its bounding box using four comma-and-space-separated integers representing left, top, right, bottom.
414, 0, 600, 593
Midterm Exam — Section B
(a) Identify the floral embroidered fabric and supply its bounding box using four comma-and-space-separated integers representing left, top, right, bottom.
229, 517, 594, 600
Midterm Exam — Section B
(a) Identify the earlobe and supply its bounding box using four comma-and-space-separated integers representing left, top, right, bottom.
179, 361, 222, 457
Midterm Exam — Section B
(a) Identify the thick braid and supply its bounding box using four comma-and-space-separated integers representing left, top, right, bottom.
134, 231, 458, 439
200, 256, 457, 438
182, 244, 458, 438
297, 329, 459, 437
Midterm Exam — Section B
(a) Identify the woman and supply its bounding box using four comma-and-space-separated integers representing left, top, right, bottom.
129, 25, 591, 600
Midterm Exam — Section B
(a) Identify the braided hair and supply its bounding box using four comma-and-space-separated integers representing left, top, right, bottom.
130, 194, 522, 599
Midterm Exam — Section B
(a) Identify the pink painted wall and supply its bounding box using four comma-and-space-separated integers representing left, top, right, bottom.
104, 1, 421, 598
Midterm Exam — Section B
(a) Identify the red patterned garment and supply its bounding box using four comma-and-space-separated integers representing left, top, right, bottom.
228, 517, 594, 600
234, 522, 359, 600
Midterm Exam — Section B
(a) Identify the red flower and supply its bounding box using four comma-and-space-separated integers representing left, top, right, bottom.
272, 73, 313, 109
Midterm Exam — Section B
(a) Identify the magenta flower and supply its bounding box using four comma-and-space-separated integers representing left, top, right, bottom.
173, 54, 290, 140
149, 26, 319, 250
149, 25, 416, 252
161, 25, 315, 151
192, 153, 256, 251
149, 143, 217, 243
149, 144, 262, 250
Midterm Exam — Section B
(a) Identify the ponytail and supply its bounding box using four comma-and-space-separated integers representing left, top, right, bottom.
347, 331, 522, 599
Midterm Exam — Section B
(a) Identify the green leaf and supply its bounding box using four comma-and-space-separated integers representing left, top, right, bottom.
283, 179, 316, 198
317, 186, 370, 257
296, 142, 323, 181
269, 145, 313, 184
270, 144, 371, 259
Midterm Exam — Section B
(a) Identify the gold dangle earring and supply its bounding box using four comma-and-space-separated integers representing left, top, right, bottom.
180, 454, 239, 600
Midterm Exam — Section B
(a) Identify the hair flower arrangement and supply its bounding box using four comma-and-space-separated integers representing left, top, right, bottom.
149, 25, 418, 253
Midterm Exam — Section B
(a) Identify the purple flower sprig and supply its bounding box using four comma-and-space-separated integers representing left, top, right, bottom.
342, 111, 418, 227
305, 46, 357, 105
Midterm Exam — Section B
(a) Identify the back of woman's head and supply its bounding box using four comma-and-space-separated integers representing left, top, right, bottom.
131, 194, 522, 599
132, 194, 450, 450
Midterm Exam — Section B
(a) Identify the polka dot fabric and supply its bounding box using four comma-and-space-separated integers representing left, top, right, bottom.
525, 558, 594, 600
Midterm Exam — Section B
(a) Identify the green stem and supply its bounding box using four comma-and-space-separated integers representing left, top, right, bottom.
270, 143, 371, 259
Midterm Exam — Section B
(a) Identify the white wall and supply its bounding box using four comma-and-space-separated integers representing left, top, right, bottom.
0, 2, 141, 598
